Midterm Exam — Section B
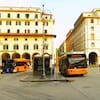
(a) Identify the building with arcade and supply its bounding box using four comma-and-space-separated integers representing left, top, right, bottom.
0, 6, 56, 75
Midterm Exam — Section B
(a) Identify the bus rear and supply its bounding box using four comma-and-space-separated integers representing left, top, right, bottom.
13, 58, 30, 72
66, 52, 88, 76
59, 52, 88, 76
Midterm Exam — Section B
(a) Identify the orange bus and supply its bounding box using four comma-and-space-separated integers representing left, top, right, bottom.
59, 52, 88, 76
13, 58, 30, 72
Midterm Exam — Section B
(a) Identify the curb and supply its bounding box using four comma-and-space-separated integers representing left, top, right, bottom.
20, 78, 74, 82
20, 69, 74, 82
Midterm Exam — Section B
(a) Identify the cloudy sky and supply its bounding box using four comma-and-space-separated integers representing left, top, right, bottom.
0, 0, 100, 48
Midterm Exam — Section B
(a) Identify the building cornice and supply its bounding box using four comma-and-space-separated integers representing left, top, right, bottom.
0, 6, 52, 16
0, 33, 56, 38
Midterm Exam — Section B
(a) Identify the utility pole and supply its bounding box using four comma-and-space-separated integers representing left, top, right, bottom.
41, 4, 46, 78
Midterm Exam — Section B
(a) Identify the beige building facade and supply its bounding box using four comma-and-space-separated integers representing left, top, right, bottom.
59, 9, 100, 66
0, 6, 56, 74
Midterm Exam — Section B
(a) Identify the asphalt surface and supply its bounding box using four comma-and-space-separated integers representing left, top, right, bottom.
1, 67, 100, 100
20, 69, 74, 82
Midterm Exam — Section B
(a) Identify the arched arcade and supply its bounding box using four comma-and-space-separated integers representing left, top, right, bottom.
89, 52, 98, 66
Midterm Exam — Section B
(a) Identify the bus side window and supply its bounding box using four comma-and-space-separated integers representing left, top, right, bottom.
66, 59, 69, 67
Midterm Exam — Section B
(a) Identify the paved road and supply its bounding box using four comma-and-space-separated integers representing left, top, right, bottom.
0, 67, 100, 100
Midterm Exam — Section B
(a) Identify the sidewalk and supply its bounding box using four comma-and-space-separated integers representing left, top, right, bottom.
20, 69, 74, 82
88, 67, 100, 75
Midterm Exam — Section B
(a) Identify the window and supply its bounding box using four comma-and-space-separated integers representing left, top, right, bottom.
0, 21, 2, 25
13, 44, 19, 50
34, 44, 38, 50
50, 15, 52, 19
44, 30, 47, 33
91, 33, 95, 40
26, 29, 30, 33
91, 19, 94, 23
43, 44, 48, 50
17, 29, 20, 33
91, 42, 95, 47
25, 14, 29, 18
46, 22, 48, 26
24, 44, 29, 50
3, 44, 8, 50
7, 29, 10, 33
91, 26, 94, 31
45, 16, 48, 19
4, 38, 8, 41
35, 29, 38, 33
35, 21, 38, 26
43, 22, 48, 26
7, 13, 11, 18
35, 38, 37, 41
16, 21, 21, 25
44, 38, 47, 41
35, 14, 38, 19
25, 29, 26, 33
25, 38, 28, 41
17, 14, 20, 18
25, 21, 30, 26
14, 38, 18, 41
43, 22, 45, 26
6, 21, 11, 25
25, 29, 30, 33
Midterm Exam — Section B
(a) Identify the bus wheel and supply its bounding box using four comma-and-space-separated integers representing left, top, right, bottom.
80, 74, 84, 76
1, 72, 3, 74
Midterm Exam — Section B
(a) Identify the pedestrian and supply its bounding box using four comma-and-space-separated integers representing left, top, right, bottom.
51, 64, 55, 77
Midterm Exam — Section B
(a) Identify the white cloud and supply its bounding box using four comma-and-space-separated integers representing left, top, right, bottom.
0, 0, 31, 7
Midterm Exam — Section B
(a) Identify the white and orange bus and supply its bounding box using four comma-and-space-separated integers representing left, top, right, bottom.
13, 58, 30, 72
59, 52, 88, 76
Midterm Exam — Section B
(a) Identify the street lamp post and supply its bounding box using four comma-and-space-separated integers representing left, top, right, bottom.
41, 4, 46, 78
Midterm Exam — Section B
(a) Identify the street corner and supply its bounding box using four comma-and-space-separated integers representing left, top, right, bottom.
20, 75, 75, 82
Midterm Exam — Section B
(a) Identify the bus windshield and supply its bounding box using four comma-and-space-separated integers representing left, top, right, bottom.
68, 57, 85, 64
15, 62, 27, 66
68, 57, 87, 68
